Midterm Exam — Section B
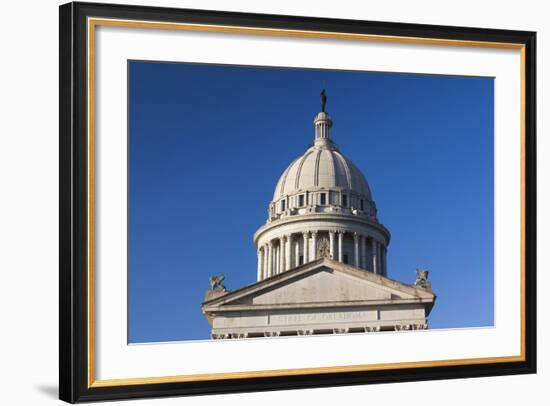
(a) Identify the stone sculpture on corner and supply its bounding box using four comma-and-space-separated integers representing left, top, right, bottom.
414, 268, 432, 289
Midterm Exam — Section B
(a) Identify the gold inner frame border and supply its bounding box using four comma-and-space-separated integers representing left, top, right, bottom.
86, 17, 527, 388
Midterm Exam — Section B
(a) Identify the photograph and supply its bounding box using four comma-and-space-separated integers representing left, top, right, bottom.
57, 3, 536, 401
128, 61, 494, 343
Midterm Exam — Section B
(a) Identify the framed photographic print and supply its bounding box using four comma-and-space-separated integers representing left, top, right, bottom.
59, 1, 537, 403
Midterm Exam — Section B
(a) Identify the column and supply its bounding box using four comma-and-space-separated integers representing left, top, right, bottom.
257, 247, 263, 281
379, 245, 383, 276
279, 237, 285, 273
275, 244, 280, 274
378, 240, 381, 274
311, 231, 318, 261
365, 237, 370, 270
354, 233, 360, 267
359, 235, 365, 269
371, 238, 378, 274
295, 237, 300, 267
267, 242, 273, 277
380, 245, 388, 276
385, 246, 388, 276
263, 244, 269, 279
285, 234, 292, 271
337, 231, 344, 262
272, 241, 276, 274
275, 244, 279, 274
329, 230, 335, 260
302, 232, 309, 264
272, 244, 277, 275
366, 238, 370, 269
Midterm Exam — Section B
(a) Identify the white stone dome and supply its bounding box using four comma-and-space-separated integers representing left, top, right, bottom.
273, 144, 372, 201
266, 110, 376, 222
253, 96, 390, 284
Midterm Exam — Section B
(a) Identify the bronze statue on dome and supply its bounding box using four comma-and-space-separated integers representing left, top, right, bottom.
320, 89, 327, 112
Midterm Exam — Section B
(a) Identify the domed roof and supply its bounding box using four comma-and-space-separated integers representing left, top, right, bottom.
272, 111, 372, 201
273, 146, 372, 200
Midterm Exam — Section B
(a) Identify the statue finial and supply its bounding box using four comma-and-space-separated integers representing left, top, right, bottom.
209, 274, 226, 291
320, 89, 327, 112
414, 268, 431, 289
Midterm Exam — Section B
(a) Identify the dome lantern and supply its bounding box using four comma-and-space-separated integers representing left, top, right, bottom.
313, 112, 333, 147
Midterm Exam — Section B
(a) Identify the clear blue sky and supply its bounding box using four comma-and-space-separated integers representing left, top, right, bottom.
128, 61, 494, 343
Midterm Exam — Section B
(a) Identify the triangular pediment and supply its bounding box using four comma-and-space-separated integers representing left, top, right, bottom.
202, 258, 435, 311
234, 267, 403, 305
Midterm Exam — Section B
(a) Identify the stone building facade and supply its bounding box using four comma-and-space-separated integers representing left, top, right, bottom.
202, 94, 435, 339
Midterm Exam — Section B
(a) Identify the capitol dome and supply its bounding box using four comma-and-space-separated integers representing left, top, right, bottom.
268, 111, 375, 222
253, 93, 390, 282
273, 129, 372, 201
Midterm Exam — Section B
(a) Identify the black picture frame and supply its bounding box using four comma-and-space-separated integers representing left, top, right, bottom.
59, 1, 537, 403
